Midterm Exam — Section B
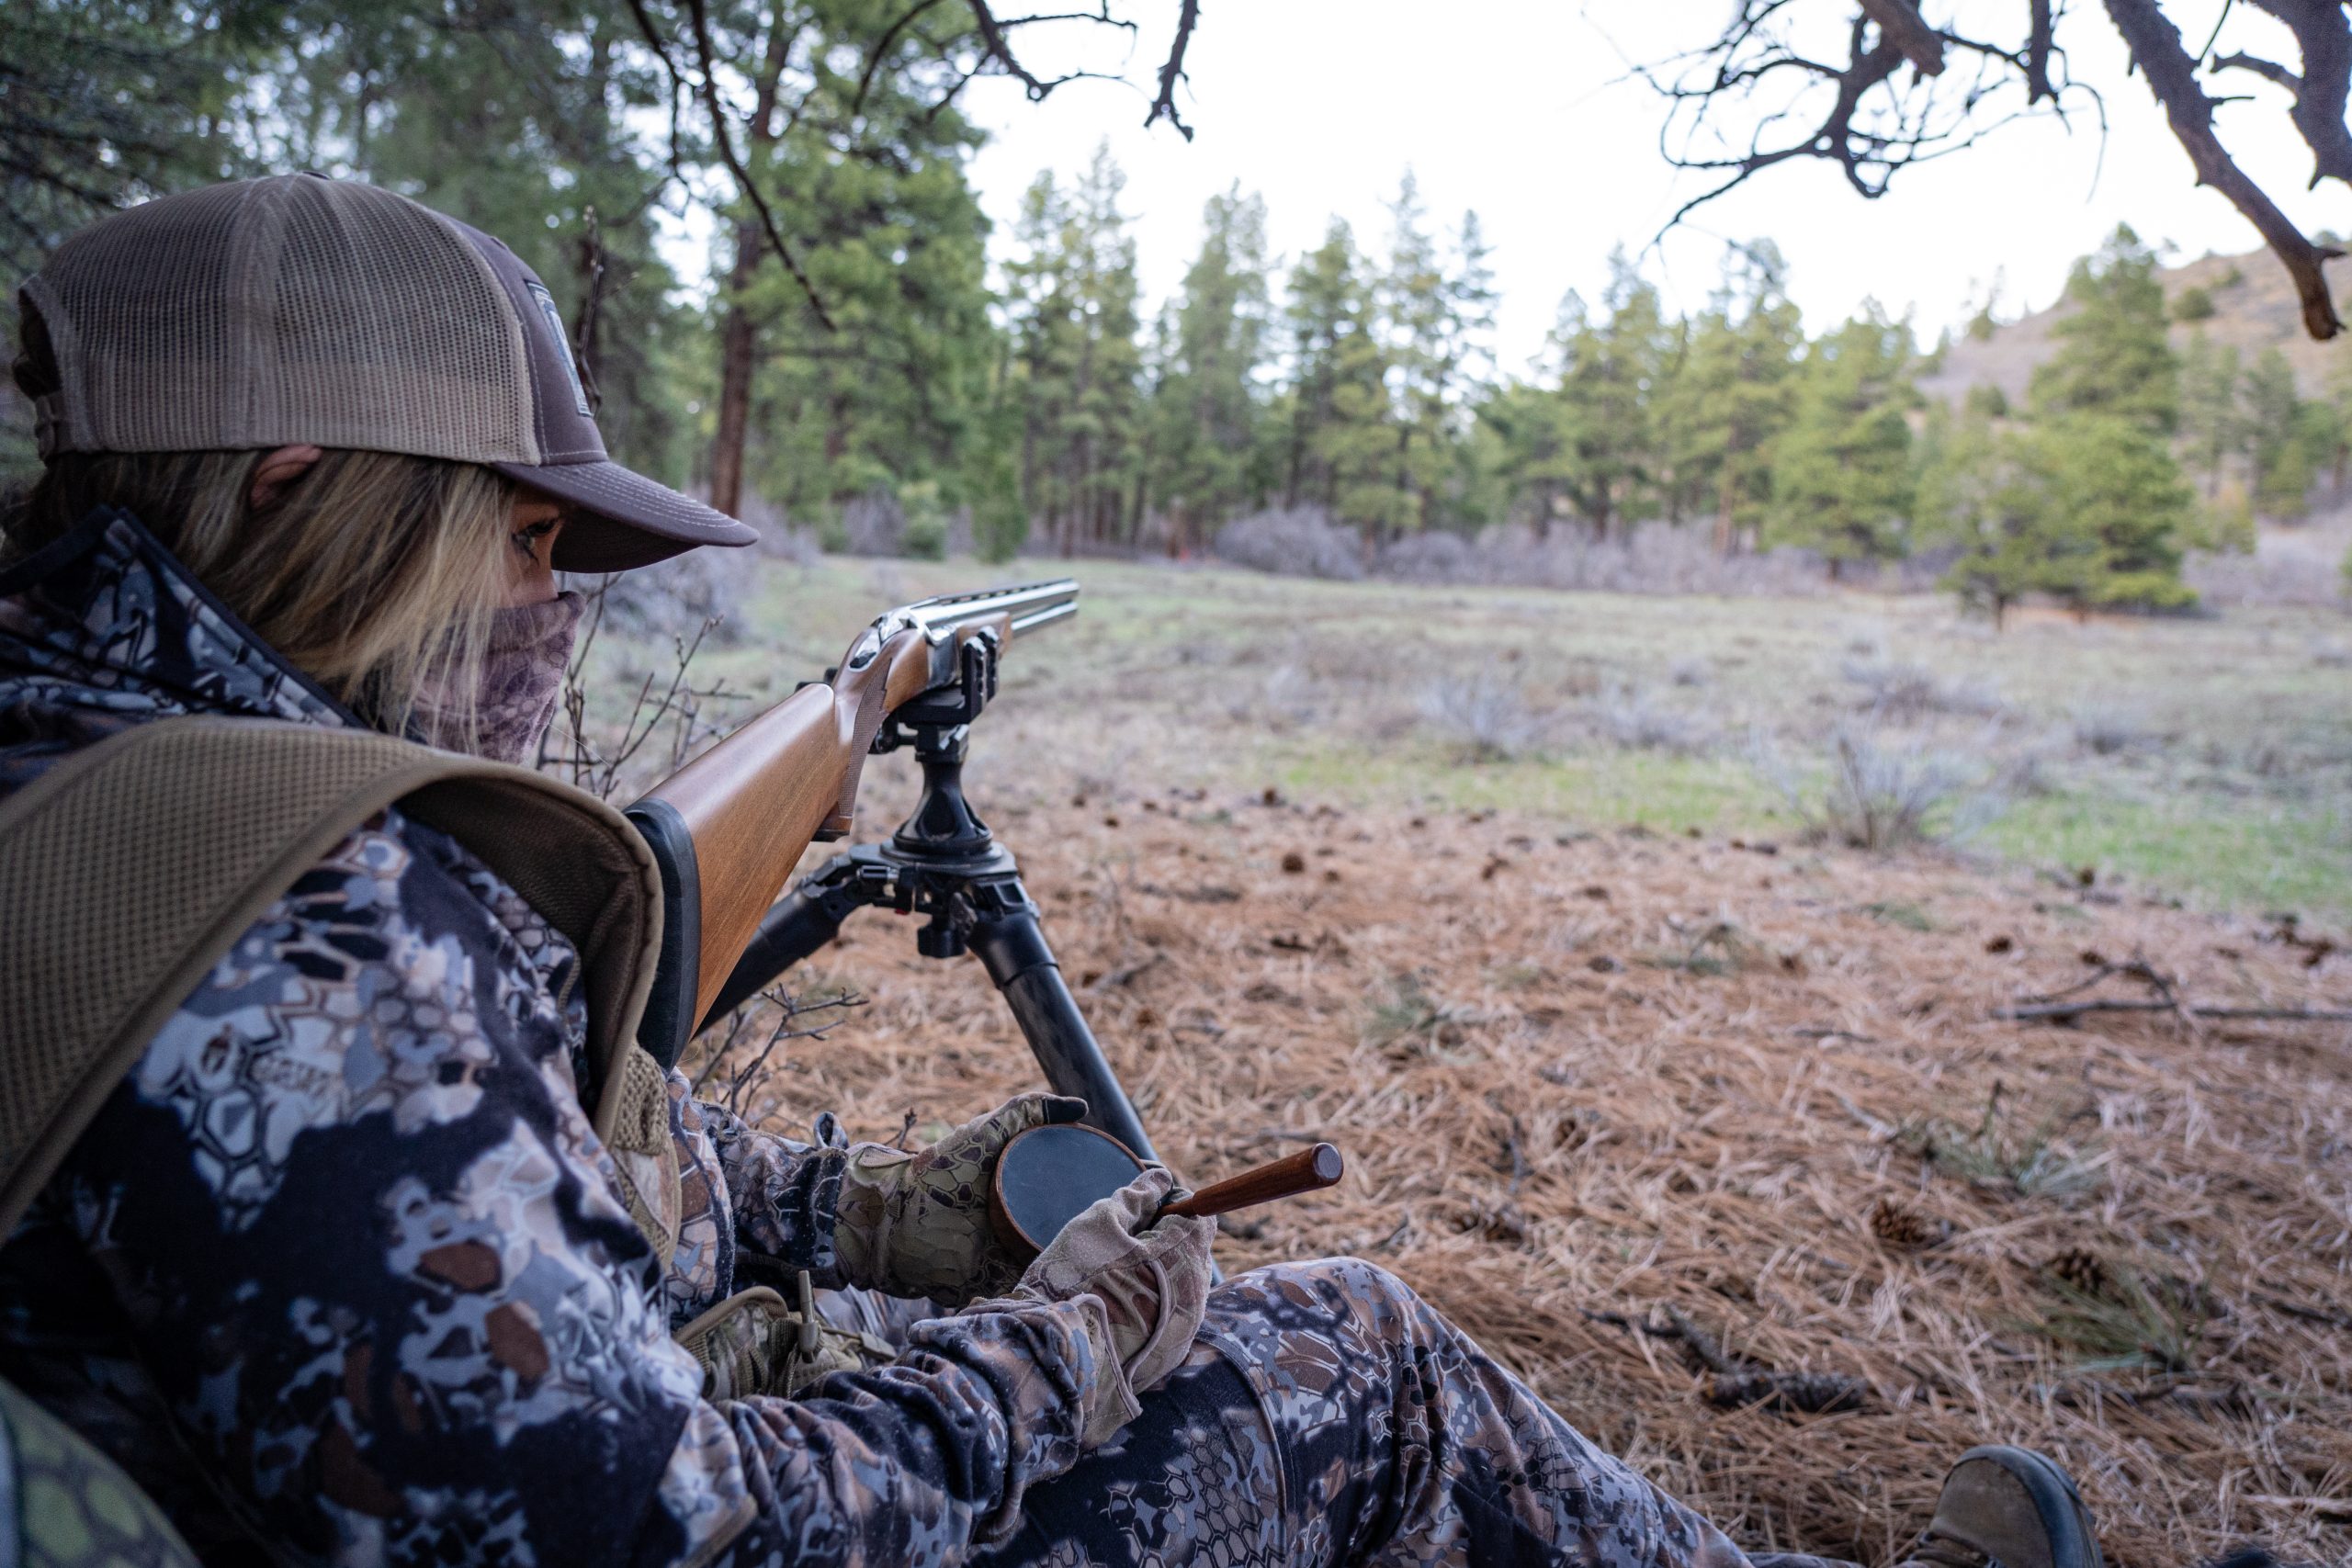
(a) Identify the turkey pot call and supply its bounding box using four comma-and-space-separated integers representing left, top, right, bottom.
987, 1123, 1345, 1260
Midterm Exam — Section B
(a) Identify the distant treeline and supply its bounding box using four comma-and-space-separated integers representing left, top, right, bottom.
7, 1, 2343, 615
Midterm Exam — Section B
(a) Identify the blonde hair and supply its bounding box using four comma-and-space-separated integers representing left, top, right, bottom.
7, 448, 517, 739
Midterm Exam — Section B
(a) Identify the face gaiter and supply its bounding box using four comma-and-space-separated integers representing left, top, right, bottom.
415, 591, 583, 762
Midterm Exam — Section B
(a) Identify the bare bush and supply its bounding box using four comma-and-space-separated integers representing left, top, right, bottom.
1419, 669, 1550, 761
1587, 686, 1713, 755
2185, 533, 2350, 607
1241, 663, 1327, 732
2072, 704, 2160, 757
1420, 526, 1825, 602
1756, 722, 2003, 852
1378, 530, 1475, 581
737, 491, 821, 563
1839, 656, 2004, 719
1214, 506, 1365, 581
837, 489, 907, 557
1669, 656, 1712, 688
562, 547, 751, 649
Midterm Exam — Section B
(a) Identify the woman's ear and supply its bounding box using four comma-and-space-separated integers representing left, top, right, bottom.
248, 445, 324, 512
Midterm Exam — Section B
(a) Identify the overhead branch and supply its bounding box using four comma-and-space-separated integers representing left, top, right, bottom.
849, 0, 946, 121
2027, 0, 2054, 101
677, 0, 836, 330
2233, 0, 2352, 187
2102, 0, 2341, 337
1858, 0, 1946, 75
964, 0, 1073, 99
1143, 0, 1202, 139
1644, 1, 2088, 243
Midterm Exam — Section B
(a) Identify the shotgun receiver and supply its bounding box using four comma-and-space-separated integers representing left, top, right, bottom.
623, 580, 1078, 1068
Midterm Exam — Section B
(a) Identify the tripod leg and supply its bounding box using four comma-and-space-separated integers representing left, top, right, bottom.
965, 881, 1159, 1165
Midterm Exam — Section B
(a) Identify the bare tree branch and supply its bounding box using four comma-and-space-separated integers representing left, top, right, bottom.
850, 0, 948, 121
682, 0, 837, 330
1641, 0, 2347, 340
2027, 0, 2055, 102
1858, 0, 1946, 75
2103, 0, 2343, 337
1143, 0, 1203, 139
2236, 0, 2352, 187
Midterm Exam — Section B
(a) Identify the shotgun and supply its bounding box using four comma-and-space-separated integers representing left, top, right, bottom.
621, 580, 1085, 1077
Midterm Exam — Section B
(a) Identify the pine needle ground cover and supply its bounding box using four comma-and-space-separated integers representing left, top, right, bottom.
602, 557, 2351, 1565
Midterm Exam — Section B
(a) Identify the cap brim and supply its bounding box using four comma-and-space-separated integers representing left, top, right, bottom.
497, 458, 759, 572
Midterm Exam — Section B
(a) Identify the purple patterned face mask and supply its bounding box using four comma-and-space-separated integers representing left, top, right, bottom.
415, 591, 582, 762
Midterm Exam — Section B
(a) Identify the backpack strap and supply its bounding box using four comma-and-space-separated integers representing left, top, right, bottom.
0, 716, 677, 1256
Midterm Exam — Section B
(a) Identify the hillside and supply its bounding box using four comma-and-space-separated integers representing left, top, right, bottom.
1920, 243, 2352, 406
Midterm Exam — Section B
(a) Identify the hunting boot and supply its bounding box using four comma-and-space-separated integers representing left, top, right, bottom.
1895, 1446, 2104, 1568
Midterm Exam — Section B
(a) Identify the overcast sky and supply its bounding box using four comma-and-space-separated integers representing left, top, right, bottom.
956, 1, 2347, 372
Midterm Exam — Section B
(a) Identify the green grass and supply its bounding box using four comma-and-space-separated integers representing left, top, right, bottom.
1987, 787, 2352, 919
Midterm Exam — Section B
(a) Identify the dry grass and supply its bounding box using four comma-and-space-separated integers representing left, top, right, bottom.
707, 795, 2352, 1568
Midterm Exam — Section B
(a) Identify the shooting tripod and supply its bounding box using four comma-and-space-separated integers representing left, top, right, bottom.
695, 638, 1157, 1163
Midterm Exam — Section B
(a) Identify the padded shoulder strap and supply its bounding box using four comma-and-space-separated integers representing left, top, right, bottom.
0, 716, 665, 1237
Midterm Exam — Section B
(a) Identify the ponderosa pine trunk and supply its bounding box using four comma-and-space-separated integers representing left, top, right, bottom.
706, 5, 796, 520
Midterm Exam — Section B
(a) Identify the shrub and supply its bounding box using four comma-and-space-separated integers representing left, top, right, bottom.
2071, 703, 2158, 756
1419, 669, 1549, 761
1758, 721, 2002, 852
1213, 506, 1364, 580
1839, 656, 2004, 719
838, 488, 905, 557
1587, 686, 1712, 755
2170, 285, 2215, 322
565, 547, 750, 649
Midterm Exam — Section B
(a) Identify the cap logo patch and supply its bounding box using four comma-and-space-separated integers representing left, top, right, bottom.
526, 279, 593, 418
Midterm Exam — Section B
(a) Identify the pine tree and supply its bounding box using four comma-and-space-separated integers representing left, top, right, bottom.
2023, 224, 2199, 609
2177, 332, 2244, 500
1763, 306, 1917, 577
2035, 415, 2199, 611
1002, 146, 1146, 554
1363, 177, 1497, 538
741, 0, 998, 527
2031, 224, 2178, 435
1147, 186, 1273, 554
1663, 241, 1804, 554
2243, 346, 2312, 517
1278, 220, 1374, 515
1917, 400, 2041, 628
1542, 256, 1671, 538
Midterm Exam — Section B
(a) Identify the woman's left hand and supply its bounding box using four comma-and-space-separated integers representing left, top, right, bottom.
832, 1091, 1090, 1303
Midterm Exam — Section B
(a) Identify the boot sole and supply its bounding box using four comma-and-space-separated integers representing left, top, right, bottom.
1951, 1444, 2104, 1568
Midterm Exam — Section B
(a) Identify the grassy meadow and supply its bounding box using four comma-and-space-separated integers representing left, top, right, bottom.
651, 555, 2352, 921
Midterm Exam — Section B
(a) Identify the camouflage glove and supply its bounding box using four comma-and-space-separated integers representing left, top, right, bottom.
832, 1092, 1090, 1303
981, 1167, 1216, 1450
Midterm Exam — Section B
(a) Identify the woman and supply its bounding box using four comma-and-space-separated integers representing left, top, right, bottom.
0, 175, 2102, 1568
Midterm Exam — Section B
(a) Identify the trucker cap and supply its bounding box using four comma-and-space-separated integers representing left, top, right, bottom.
17, 173, 755, 571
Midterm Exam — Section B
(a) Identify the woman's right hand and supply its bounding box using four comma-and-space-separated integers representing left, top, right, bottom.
984, 1168, 1216, 1449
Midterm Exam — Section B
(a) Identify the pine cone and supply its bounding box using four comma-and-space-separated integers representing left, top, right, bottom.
1869, 1196, 1944, 1249
2046, 1247, 2109, 1297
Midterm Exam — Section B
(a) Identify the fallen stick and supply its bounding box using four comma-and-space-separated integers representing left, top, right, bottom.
1583, 1306, 1870, 1415
1998, 1000, 2352, 1023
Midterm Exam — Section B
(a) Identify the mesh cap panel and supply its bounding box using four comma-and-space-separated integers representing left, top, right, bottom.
30, 175, 537, 462
22, 174, 757, 565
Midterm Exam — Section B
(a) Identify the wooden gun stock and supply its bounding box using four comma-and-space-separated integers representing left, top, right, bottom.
624, 581, 1077, 1064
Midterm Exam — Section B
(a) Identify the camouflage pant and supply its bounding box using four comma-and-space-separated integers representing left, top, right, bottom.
824, 1258, 1860, 1568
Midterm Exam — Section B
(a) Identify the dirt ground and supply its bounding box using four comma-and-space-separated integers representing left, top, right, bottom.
689, 792, 2352, 1568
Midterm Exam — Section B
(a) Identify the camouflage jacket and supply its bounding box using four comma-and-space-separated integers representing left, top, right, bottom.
0, 510, 1102, 1567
